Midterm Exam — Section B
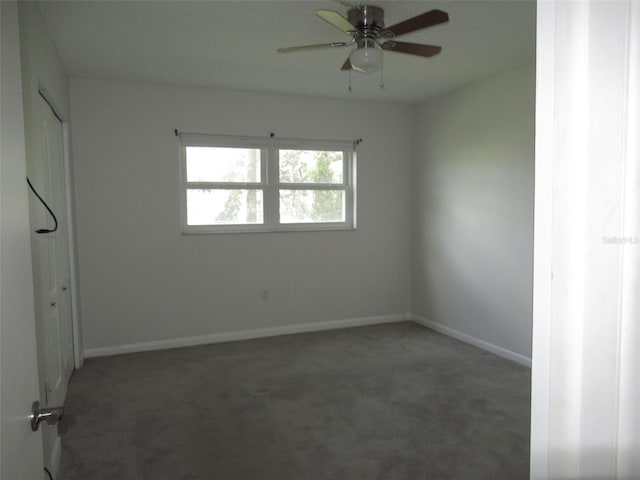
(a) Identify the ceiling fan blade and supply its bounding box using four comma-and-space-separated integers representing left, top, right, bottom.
315, 9, 357, 34
384, 9, 449, 38
340, 57, 352, 71
380, 41, 442, 58
277, 42, 349, 53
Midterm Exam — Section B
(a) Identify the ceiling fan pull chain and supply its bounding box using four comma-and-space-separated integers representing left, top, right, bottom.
348, 70, 353, 92
378, 64, 385, 90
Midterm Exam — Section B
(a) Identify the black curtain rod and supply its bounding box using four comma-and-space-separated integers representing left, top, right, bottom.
175, 129, 362, 145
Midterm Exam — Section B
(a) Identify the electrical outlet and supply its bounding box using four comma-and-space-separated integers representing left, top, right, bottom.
260, 289, 269, 301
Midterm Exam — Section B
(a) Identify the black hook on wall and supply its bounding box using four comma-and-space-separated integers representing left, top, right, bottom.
26, 177, 58, 234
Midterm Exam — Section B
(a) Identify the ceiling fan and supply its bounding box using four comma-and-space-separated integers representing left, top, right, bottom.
277, 5, 449, 74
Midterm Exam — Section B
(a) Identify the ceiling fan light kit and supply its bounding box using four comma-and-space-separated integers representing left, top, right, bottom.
349, 38, 382, 74
277, 4, 449, 80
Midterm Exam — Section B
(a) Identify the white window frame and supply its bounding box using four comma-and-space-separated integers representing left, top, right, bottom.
179, 133, 356, 234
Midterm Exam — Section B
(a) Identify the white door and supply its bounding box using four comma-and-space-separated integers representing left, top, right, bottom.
29, 94, 75, 409
0, 1, 46, 479
26, 95, 75, 472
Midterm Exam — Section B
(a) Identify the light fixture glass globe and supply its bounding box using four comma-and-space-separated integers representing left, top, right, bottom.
349, 42, 382, 74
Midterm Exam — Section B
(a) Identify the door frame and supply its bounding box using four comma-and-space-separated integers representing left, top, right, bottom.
530, 0, 640, 477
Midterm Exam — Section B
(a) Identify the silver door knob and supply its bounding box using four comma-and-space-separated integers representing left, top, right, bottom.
30, 401, 64, 431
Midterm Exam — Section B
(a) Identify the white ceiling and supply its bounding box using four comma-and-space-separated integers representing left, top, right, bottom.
37, 0, 536, 104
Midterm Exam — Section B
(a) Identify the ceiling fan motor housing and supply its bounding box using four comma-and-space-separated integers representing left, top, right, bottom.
347, 5, 385, 38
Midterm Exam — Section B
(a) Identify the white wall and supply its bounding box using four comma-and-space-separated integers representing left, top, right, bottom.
70, 79, 413, 354
1, 2, 46, 478
411, 64, 535, 363
18, 2, 70, 122
17, 2, 76, 476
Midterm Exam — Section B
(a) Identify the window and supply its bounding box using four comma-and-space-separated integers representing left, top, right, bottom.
180, 134, 356, 233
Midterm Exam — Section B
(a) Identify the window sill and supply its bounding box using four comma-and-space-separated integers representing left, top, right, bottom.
181, 223, 356, 235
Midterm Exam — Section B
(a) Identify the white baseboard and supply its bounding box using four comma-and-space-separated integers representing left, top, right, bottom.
84, 314, 532, 367
84, 314, 405, 358
410, 315, 532, 367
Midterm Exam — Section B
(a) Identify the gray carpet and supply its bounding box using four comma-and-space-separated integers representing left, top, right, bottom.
58, 322, 530, 480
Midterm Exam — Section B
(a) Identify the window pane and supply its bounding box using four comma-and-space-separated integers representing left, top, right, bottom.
279, 190, 345, 223
186, 147, 261, 182
187, 189, 263, 225
279, 150, 343, 184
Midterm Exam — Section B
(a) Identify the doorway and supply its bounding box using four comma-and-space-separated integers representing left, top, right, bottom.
26, 93, 77, 471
